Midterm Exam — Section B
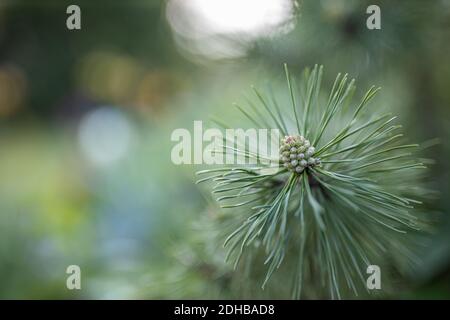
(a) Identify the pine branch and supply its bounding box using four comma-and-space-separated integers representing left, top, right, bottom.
196, 65, 433, 299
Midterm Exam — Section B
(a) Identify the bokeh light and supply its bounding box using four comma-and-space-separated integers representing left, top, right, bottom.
166, 0, 296, 60
78, 107, 134, 167
0, 65, 26, 118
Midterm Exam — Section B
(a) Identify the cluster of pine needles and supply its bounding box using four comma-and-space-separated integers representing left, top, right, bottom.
196, 65, 432, 299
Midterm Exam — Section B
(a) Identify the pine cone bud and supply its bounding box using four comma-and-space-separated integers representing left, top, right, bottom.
280, 135, 321, 173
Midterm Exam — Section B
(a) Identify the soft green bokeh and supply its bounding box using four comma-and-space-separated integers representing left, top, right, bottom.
0, 0, 449, 299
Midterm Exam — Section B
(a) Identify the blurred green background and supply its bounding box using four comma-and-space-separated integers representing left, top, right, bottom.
0, 0, 449, 298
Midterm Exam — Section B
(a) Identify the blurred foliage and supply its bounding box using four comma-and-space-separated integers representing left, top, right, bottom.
0, 0, 449, 298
